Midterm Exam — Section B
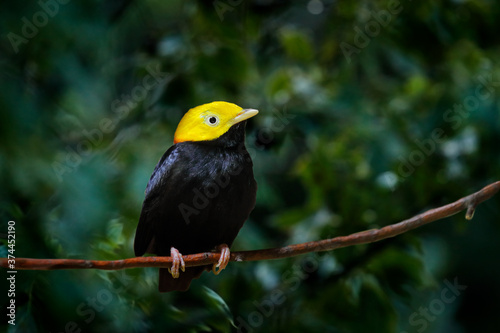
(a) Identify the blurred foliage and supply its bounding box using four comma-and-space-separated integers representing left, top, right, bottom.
1, 0, 500, 332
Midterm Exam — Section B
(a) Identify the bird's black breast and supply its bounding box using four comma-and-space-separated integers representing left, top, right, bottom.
134, 122, 257, 257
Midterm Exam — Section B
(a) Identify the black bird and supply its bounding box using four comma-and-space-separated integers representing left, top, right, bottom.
134, 101, 258, 292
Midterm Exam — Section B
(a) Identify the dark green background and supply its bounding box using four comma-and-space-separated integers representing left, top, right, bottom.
1, 0, 500, 332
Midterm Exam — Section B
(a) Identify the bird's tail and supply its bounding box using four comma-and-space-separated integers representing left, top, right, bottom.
159, 266, 206, 292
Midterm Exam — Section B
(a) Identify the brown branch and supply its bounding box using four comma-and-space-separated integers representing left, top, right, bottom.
2, 181, 499, 271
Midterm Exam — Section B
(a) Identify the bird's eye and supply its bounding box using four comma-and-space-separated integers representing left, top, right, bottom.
205, 115, 219, 126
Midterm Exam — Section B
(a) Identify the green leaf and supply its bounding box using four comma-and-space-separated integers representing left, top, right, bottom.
202, 287, 235, 327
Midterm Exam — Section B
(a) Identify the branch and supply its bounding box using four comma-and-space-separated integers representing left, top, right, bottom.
2, 181, 499, 271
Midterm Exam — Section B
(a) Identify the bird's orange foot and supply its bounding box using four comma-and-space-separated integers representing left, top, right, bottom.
212, 243, 230, 275
168, 247, 185, 278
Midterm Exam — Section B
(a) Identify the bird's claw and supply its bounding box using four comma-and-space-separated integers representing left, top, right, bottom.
212, 244, 230, 275
168, 247, 185, 278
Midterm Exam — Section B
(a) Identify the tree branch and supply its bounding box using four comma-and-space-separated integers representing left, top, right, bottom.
2, 181, 499, 271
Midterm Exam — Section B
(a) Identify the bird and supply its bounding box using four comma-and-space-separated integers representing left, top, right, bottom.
134, 101, 258, 292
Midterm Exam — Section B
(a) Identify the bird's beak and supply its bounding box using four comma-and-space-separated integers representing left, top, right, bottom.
231, 108, 259, 125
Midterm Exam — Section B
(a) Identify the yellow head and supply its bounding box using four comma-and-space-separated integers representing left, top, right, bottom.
174, 101, 258, 144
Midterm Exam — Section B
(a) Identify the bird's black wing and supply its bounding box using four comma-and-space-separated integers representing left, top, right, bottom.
134, 145, 179, 256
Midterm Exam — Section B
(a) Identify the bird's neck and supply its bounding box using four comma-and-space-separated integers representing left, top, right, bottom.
199, 121, 248, 149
